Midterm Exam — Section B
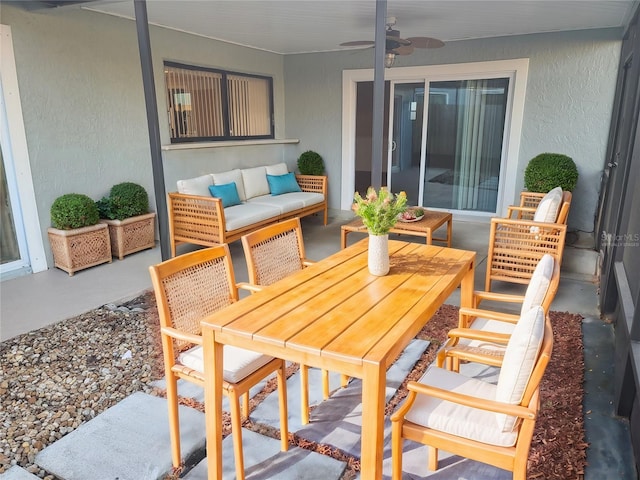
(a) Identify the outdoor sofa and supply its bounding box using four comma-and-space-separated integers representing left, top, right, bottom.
167, 163, 327, 256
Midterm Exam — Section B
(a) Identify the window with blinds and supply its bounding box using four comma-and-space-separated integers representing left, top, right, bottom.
164, 62, 274, 143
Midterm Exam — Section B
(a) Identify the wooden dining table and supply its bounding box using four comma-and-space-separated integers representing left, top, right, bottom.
201, 238, 476, 480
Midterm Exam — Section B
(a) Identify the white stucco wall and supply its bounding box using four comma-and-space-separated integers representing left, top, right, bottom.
283, 28, 622, 233
1, 5, 288, 267
0, 4, 623, 275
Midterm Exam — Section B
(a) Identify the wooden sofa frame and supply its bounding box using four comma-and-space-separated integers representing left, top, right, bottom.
167, 174, 327, 257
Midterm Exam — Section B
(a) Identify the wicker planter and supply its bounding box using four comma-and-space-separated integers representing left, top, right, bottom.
47, 223, 112, 276
100, 212, 156, 260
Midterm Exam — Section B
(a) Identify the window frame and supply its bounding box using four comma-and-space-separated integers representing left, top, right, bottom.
164, 61, 275, 144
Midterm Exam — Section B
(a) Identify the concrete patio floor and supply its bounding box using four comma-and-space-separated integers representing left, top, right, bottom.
0, 211, 636, 479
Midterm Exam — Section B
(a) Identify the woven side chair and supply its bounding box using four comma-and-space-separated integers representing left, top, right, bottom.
391, 308, 553, 480
438, 254, 560, 371
241, 217, 349, 424
149, 245, 288, 478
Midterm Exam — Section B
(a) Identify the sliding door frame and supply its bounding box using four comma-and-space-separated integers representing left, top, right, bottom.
341, 59, 529, 214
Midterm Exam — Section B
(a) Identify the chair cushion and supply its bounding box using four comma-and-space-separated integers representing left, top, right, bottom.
495, 306, 545, 432
265, 163, 289, 176
520, 254, 554, 314
178, 345, 274, 384
267, 173, 302, 196
208, 182, 241, 208
223, 203, 280, 231
177, 174, 213, 197
532, 187, 563, 223
458, 317, 516, 352
212, 169, 246, 201
404, 366, 518, 447
242, 166, 270, 199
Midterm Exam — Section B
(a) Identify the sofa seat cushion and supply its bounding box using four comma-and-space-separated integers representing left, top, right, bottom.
247, 194, 304, 215
405, 366, 518, 447
178, 345, 274, 384
223, 203, 281, 232
177, 174, 213, 197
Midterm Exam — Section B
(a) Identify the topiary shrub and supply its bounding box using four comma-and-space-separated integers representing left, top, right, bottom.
297, 150, 324, 176
524, 153, 579, 193
51, 193, 100, 230
97, 182, 149, 220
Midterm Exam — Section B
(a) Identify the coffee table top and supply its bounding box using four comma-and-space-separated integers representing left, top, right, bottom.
343, 209, 452, 233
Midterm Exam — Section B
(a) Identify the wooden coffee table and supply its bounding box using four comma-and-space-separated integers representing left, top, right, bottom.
341, 209, 453, 249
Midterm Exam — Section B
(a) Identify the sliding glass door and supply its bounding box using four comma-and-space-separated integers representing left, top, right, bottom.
353, 74, 511, 214
423, 78, 509, 212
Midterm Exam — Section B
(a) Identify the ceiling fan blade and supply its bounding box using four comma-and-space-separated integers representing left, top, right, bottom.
340, 40, 375, 47
394, 45, 415, 56
407, 37, 445, 49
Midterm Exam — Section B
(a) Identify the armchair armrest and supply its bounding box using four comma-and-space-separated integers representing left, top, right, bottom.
237, 282, 263, 294
458, 306, 520, 328
506, 205, 536, 220
161, 326, 203, 346
402, 380, 536, 419
447, 328, 511, 345
473, 290, 526, 304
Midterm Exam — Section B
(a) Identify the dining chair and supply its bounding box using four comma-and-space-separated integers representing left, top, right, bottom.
438, 253, 559, 371
149, 245, 288, 478
391, 306, 553, 480
241, 217, 349, 424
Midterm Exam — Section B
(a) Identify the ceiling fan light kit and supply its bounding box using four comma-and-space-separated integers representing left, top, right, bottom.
339, 16, 444, 68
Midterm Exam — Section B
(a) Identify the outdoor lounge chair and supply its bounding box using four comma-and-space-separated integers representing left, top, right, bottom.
391, 306, 553, 480
241, 217, 348, 424
506, 188, 572, 225
486, 188, 568, 291
149, 245, 289, 478
439, 254, 559, 371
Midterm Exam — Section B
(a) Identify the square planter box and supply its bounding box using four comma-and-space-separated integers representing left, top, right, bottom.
47, 223, 112, 276
100, 212, 156, 260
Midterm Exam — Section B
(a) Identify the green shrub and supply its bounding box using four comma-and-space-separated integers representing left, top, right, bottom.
524, 153, 579, 193
297, 150, 324, 176
51, 193, 100, 230
98, 182, 149, 220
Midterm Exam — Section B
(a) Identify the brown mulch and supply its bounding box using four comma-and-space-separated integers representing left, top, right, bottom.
158, 303, 587, 479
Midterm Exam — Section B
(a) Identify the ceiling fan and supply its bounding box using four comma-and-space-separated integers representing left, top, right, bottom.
339, 17, 444, 67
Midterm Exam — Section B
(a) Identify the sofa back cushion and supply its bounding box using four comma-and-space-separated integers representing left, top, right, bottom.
177, 174, 213, 197
267, 173, 302, 196
212, 169, 246, 201
208, 182, 242, 208
242, 166, 270, 199
265, 163, 289, 176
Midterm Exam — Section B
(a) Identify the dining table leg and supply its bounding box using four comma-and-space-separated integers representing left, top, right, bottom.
460, 258, 475, 308
360, 360, 387, 480
202, 326, 224, 480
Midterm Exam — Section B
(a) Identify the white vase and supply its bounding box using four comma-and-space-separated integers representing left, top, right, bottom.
368, 233, 390, 276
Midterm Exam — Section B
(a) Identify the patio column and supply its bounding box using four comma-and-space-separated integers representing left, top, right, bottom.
134, 0, 170, 261
370, 0, 387, 190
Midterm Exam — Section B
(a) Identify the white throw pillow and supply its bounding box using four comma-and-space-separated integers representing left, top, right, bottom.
520, 254, 555, 314
532, 187, 563, 223
212, 169, 246, 201
495, 306, 545, 432
176, 174, 214, 196
265, 163, 289, 176
241, 166, 270, 199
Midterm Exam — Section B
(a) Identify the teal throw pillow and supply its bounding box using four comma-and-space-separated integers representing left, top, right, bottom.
208, 182, 241, 208
267, 172, 302, 196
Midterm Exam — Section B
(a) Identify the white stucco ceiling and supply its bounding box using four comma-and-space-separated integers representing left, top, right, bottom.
83, 0, 637, 55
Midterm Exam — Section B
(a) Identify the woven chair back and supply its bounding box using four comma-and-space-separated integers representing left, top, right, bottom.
243, 218, 305, 286
154, 246, 237, 350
